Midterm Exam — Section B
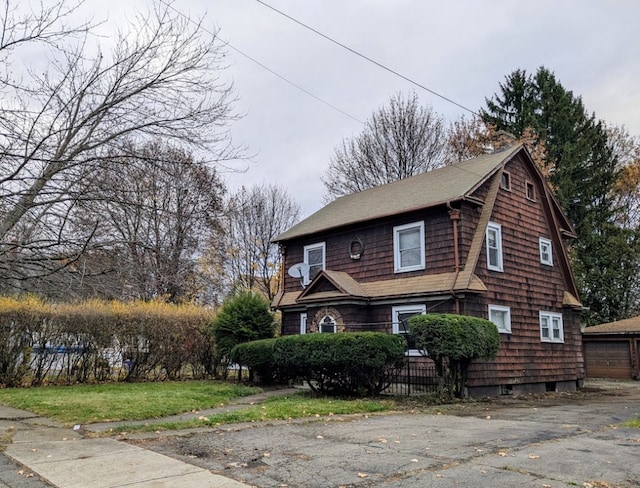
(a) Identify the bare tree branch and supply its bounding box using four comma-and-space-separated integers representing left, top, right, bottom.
322, 91, 447, 202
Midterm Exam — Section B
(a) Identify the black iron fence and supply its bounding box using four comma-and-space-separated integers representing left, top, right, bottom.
383, 356, 439, 395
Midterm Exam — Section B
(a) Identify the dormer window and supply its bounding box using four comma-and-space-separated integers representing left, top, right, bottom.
393, 221, 425, 273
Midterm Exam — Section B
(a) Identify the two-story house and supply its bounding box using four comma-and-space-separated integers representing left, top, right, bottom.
272, 145, 585, 395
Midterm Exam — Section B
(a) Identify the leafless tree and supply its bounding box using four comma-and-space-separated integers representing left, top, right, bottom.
223, 184, 300, 301
322, 91, 447, 202
44, 140, 226, 303
0, 0, 240, 292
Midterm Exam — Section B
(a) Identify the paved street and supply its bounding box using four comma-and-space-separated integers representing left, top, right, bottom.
128, 381, 640, 487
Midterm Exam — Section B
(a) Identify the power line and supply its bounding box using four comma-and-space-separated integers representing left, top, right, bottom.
254, 0, 479, 117
159, 0, 364, 125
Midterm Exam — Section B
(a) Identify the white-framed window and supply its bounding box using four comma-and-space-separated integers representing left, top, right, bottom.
303, 242, 325, 285
539, 237, 553, 266
393, 221, 425, 273
486, 222, 503, 272
488, 304, 511, 334
318, 315, 336, 333
539, 311, 564, 343
300, 313, 307, 334
392, 304, 426, 356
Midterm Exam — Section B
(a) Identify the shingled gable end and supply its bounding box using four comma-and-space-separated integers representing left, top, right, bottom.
274, 145, 585, 396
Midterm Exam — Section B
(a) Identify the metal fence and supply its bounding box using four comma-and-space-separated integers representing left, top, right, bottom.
382, 357, 439, 396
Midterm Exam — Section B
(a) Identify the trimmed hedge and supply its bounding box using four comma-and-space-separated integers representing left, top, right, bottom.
409, 313, 500, 398
0, 296, 217, 386
231, 332, 406, 396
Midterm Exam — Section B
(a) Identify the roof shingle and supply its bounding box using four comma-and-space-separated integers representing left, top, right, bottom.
274, 146, 522, 242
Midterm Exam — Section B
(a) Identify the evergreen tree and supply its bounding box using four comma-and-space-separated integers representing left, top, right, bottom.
482, 67, 639, 325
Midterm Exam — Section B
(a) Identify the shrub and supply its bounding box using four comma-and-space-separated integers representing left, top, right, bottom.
271, 332, 406, 396
210, 292, 276, 374
230, 338, 279, 384
409, 313, 500, 398
0, 296, 216, 386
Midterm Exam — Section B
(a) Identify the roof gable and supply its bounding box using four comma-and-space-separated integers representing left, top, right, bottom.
275, 145, 523, 242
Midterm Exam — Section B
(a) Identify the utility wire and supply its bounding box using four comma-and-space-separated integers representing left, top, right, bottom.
159, 0, 364, 124
254, 0, 479, 116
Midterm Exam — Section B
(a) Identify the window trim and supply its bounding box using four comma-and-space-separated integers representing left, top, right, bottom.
488, 304, 511, 334
539, 311, 564, 343
539, 237, 553, 266
500, 171, 511, 191
303, 242, 325, 285
486, 221, 504, 272
525, 180, 536, 201
392, 304, 426, 356
393, 221, 426, 273
300, 313, 307, 334
318, 315, 337, 333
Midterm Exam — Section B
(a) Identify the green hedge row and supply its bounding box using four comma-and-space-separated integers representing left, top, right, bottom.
231, 332, 407, 396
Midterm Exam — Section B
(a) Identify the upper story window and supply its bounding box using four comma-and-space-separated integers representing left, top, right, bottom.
392, 304, 426, 356
539, 237, 553, 266
500, 171, 511, 191
488, 304, 511, 334
393, 221, 425, 273
303, 242, 325, 285
486, 222, 503, 272
525, 181, 536, 201
540, 311, 563, 343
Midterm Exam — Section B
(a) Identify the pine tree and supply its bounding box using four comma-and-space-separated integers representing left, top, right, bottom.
482, 67, 639, 325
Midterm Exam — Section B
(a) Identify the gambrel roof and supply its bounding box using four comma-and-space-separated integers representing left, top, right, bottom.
276, 145, 574, 242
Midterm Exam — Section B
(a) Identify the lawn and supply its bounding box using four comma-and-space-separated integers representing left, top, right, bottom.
111, 392, 395, 434
0, 381, 259, 425
0, 381, 398, 432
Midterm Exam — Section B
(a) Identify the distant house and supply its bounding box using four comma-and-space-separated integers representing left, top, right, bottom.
583, 316, 640, 380
272, 145, 585, 395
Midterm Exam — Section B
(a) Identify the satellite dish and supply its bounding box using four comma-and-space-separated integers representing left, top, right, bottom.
287, 262, 310, 279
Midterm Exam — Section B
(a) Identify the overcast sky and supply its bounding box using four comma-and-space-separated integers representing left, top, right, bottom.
92, 0, 640, 218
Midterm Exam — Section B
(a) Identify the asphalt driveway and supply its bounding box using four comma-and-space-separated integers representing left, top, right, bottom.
127, 380, 640, 487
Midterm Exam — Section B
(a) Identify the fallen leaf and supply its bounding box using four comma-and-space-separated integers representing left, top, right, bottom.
357, 472, 368, 478
17, 470, 24, 475
499, 452, 508, 457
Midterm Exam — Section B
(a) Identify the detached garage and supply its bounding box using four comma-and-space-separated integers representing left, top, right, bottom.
583, 316, 640, 380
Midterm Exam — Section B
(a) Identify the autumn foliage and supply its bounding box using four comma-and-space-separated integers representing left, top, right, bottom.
0, 296, 217, 386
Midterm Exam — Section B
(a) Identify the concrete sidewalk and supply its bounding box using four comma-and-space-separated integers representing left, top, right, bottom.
0, 395, 285, 488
